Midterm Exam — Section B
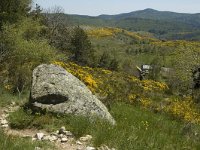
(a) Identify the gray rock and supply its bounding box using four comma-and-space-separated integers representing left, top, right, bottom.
61, 137, 68, 142
59, 126, 66, 134
63, 131, 73, 137
2, 114, 8, 118
49, 135, 58, 142
86, 147, 96, 150
30, 64, 115, 125
35, 133, 44, 140
58, 134, 65, 138
1, 119, 8, 125
32, 137, 37, 141
43, 135, 51, 141
97, 145, 115, 150
76, 141, 83, 145
80, 135, 92, 142
2, 124, 9, 128
34, 147, 41, 150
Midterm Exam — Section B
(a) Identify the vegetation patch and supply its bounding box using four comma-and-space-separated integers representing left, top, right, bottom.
8, 103, 200, 149
0, 128, 53, 150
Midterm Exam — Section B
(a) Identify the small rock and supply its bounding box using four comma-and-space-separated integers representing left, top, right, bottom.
59, 126, 66, 134
49, 135, 58, 142
22, 135, 32, 138
1, 119, 8, 125
76, 140, 83, 145
8, 106, 12, 110
11, 102, 16, 106
43, 135, 51, 141
32, 137, 37, 141
2, 114, 8, 118
51, 132, 58, 136
35, 133, 44, 140
2, 124, 9, 128
63, 131, 73, 136
34, 147, 41, 150
61, 137, 68, 142
86, 146, 96, 150
56, 130, 59, 134
101, 145, 110, 150
57, 134, 64, 138
98, 145, 115, 150
80, 135, 92, 142
4, 110, 9, 113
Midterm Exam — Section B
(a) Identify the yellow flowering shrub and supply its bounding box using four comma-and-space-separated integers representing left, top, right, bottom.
140, 98, 153, 108
164, 97, 200, 124
4, 84, 12, 91
87, 27, 158, 42
53, 61, 200, 125
54, 61, 169, 97
142, 80, 169, 92
101, 69, 112, 74
87, 28, 119, 38
128, 94, 137, 103
53, 61, 98, 93
137, 96, 200, 125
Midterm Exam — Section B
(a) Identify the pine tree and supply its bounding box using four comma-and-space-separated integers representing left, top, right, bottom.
99, 51, 111, 68
71, 26, 95, 66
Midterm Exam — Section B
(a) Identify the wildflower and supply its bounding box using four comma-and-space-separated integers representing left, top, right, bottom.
4, 84, 12, 91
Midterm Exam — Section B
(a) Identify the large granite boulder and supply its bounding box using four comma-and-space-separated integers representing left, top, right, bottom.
30, 64, 115, 125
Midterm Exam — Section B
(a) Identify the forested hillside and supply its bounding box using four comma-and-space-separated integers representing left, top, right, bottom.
69, 9, 200, 40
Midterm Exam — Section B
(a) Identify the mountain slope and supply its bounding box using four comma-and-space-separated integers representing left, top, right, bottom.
68, 9, 200, 40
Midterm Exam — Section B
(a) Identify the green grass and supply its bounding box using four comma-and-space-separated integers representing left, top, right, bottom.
0, 88, 29, 107
0, 128, 54, 150
8, 103, 200, 150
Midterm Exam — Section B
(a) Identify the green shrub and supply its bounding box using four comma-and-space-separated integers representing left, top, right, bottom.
8, 108, 34, 129
0, 88, 29, 107
0, 18, 60, 92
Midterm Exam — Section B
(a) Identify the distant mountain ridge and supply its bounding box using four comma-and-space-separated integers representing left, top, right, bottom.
98, 8, 199, 20
68, 9, 200, 40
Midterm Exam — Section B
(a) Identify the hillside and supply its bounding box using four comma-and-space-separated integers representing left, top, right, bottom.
69, 9, 200, 40
2, 61, 200, 149
1, 1, 200, 149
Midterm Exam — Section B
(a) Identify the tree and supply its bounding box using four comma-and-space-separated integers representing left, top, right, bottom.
0, 0, 31, 27
43, 6, 71, 52
169, 42, 200, 95
71, 26, 95, 66
148, 56, 162, 81
109, 58, 119, 71
0, 18, 58, 92
99, 51, 111, 68
30, 4, 43, 20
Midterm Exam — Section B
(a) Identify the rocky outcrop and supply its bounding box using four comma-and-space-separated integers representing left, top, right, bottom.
30, 64, 115, 125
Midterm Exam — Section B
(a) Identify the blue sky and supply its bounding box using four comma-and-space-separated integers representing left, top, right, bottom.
33, 0, 200, 16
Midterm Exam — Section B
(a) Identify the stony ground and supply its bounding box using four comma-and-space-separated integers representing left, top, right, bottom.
0, 102, 115, 150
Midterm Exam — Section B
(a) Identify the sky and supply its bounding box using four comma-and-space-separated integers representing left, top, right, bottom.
33, 0, 200, 16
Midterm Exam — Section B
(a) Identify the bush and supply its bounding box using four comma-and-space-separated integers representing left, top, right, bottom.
71, 26, 96, 66
8, 108, 34, 129
0, 18, 60, 92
